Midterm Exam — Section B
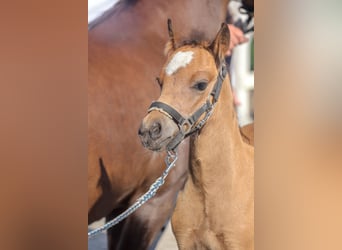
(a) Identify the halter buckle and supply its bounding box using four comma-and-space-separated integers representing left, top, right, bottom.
179, 119, 192, 134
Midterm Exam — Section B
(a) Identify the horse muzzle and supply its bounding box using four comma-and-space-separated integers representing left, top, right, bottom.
138, 111, 178, 151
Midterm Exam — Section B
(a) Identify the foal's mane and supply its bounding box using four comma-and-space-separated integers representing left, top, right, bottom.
164, 29, 211, 56
164, 40, 214, 61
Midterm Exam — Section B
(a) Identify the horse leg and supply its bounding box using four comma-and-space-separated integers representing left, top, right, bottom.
105, 207, 127, 250
105, 188, 176, 250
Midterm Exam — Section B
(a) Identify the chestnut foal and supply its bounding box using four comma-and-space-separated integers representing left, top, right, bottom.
139, 23, 254, 249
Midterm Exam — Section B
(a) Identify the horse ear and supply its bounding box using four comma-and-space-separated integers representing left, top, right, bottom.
209, 23, 230, 66
164, 19, 176, 56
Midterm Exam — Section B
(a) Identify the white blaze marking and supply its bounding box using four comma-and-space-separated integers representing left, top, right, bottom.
165, 51, 194, 75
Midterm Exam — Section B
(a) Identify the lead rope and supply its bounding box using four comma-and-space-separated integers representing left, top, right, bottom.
88, 150, 178, 238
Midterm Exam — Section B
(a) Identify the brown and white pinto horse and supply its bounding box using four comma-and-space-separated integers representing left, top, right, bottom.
88, 0, 229, 249
139, 23, 254, 249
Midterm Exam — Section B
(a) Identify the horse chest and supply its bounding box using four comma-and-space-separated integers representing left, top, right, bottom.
172, 182, 230, 249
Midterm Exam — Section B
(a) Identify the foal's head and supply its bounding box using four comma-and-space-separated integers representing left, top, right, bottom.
139, 22, 230, 152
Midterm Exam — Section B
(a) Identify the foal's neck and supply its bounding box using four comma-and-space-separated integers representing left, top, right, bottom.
189, 78, 243, 193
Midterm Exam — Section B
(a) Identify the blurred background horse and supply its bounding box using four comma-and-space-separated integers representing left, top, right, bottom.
88, 0, 229, 249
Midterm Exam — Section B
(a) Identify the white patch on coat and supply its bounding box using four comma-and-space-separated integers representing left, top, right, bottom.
88, 0, 119, 23
165, 51, 194, 75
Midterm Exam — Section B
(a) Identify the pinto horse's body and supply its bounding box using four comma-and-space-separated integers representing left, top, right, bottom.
139, 23, 254, 249
88, 0, 229, 249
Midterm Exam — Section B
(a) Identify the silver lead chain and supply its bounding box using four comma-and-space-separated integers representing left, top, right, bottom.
88, 150, 178, 238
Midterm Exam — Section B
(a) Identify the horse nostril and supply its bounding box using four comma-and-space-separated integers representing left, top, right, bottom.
138, 124, 147, 137
138, 127, 144, 136
149, 122, 162, 140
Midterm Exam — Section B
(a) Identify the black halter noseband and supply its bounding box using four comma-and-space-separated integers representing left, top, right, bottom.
148, 63, 227, 151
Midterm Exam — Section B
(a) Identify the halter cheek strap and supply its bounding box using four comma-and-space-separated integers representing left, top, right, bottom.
148, 63, 227, 151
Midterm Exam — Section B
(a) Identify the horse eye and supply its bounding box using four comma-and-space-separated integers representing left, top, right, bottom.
193, 81, 208, 91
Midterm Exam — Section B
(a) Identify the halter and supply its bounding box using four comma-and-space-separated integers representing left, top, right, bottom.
148, 62, 227, 151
